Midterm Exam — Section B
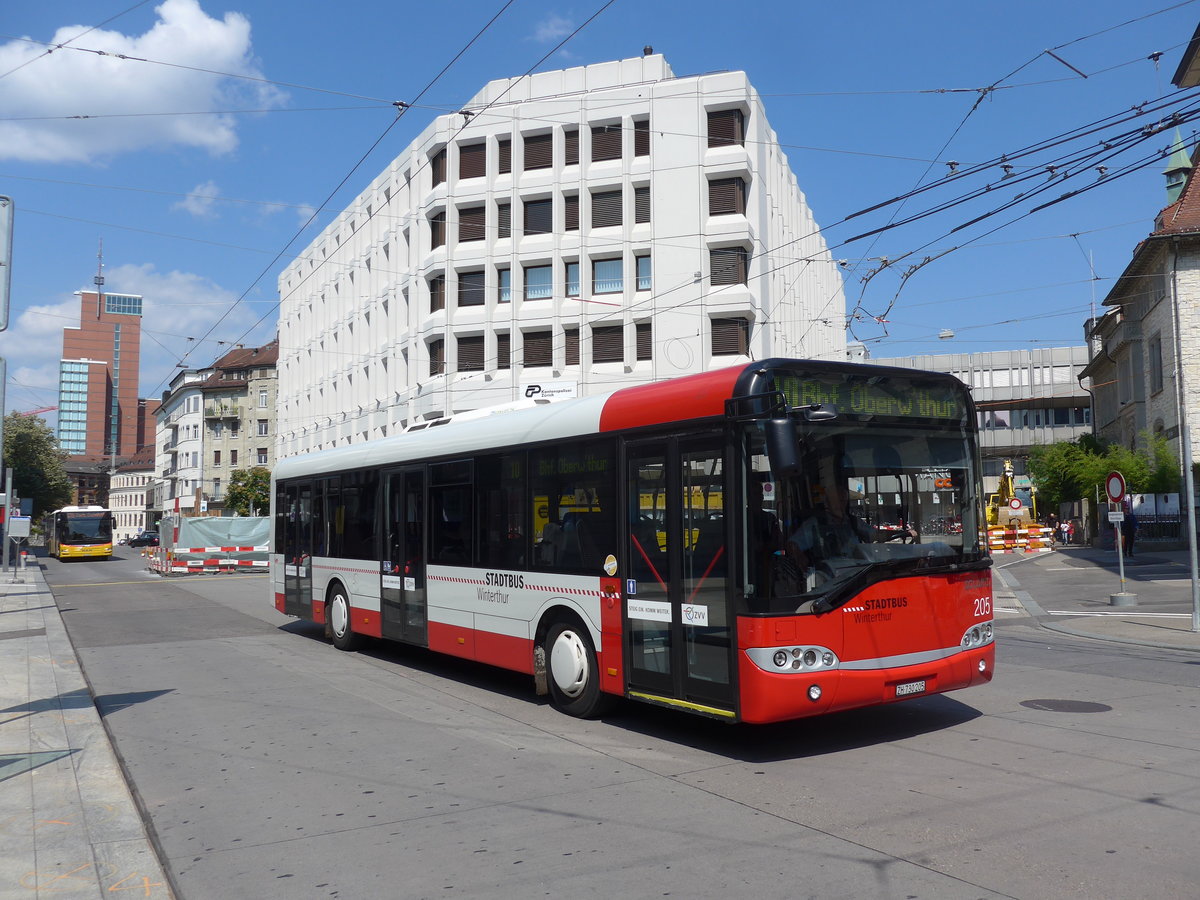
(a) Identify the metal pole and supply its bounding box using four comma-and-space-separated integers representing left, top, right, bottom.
2, 469, 11, 579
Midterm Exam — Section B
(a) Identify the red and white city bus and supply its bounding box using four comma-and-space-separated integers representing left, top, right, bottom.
271, 359, 994, 724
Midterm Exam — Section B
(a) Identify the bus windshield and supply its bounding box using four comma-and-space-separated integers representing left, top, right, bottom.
59, 511, 113, 544
745, 413, 983, 614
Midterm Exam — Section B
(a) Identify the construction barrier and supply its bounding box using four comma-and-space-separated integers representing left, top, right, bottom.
987, 523, 1052, 554
147, 545, 269, 575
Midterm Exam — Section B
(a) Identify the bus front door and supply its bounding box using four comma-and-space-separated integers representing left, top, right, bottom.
283, 482, 313, 618
381, 469, 428, 645
625, 440, 735, 717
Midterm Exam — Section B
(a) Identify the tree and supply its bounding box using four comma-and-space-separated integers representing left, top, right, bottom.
1028, 431, 1179, 509
2, 413, 72, 518
224, 466, 271, 516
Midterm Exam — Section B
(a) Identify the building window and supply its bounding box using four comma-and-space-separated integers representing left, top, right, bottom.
257, 448, 268, 465
430, 275, 446, 313
258, 390, 268, 408
564, 194, 579, 231
1148, 333, 1164, 394
213, 477, 221, 497
497, 137, 512, 174
430, 211, 446, 249
707, 109, 745, 148
459, 142, 486, 180
564, 129, 579, 165
524, 265, 552, 300
524, 198, 553, 235
591, 123, 622, 161
712, 318, 750, 355
564, 328, 579, 366
458, 335, 485, 371
524, 132, 553, 170
459, 271, 485, 307
523, 331, 552, 367
230, 449, 238, 466
592, 325, 623, 363
257, 419, 268, 436
634, 118, 650, 156
593, 258, 623, 294
634, 186, 650, 224
497, 333, 511, 370
710, 247, 749, 285
431, 148, 446, 186
591, 189, 622, 228
496, 201, 511, 239
709, 177, 746, 216
458, 206, 486, 242
213, 450, 222, 467
636, 323, 652, 361
635, 255, 651, 291
498, 268, 511, 303
430, 339, 445, 376
565, 262, 580, 298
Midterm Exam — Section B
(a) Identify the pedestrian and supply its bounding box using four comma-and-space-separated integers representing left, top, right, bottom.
1120, 510, 1138, 557
1059, 520, 1070, 546
1066, 519, 1075, 546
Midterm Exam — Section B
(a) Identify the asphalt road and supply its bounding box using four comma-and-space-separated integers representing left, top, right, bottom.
44, 549, 1200, 899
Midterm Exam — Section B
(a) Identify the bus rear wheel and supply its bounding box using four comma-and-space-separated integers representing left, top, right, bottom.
327, 586, 359, 651
544, 620, 612, 718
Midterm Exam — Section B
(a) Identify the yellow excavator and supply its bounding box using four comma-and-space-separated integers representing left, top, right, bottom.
986, 459, 1048, 552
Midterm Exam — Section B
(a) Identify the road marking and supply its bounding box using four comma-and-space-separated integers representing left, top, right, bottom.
1046, 610, 1191, 618
59, 575, 266, 588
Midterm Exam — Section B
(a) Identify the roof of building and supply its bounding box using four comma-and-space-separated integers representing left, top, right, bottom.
199, 339, 278, 392
117, 445, 156, 472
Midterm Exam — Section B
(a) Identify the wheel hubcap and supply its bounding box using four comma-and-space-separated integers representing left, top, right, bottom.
331, 596, 348, 637
549, 630, 588, 698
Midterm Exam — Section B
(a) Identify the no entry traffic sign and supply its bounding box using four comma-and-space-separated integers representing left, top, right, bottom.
1105, 471, 1126, 504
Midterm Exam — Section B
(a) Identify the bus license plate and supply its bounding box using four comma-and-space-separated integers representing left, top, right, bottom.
896, 680, 926, 697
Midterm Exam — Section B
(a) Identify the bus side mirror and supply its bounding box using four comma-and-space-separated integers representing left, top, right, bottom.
765, 417, 801, 478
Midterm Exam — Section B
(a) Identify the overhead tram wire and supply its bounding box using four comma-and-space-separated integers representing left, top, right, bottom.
222, 0, 620, 357
0, 0, 155, 81
159, 0, 524, 391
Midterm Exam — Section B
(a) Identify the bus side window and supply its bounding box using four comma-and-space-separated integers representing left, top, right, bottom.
430, 460, 473, 566
476, 454, 526, 569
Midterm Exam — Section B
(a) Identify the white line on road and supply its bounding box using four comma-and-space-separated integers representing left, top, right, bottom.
1046, 610, 1191, 618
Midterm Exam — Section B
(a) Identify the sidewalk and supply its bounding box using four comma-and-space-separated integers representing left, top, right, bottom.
0, 563, 173, 898
994, 545, 1200, 653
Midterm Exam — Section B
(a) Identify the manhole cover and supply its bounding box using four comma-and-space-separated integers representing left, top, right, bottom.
1020, 699, 1112, 713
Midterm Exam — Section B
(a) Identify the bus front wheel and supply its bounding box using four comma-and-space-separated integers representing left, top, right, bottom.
327, 586, 359, 651
544, 620, 611, 718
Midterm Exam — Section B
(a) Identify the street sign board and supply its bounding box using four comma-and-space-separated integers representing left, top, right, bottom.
1108, 510, 1125, 524
1105, 471, 1126, 503
1007, 498, 1022, 511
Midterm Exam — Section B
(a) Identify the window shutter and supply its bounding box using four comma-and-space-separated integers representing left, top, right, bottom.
592, 325, 624, 363
458, 271, 485, 307
636, 323, 652, 360
497, 138, 512, 174
564, 328, 579, 366
591, 190, 622, 228
431, 148, 446, 186
524, 133, 553, 170
634, 119, 650, 156
429, 339, 444, 375
458, 206, 485, 242
708, 177, 746, 216
591, 124, 622, 161
712, 318, 749, 355
497, 333, 511, 369
524, 199, 553, 235
634, 186, 650, 224
429, 275, 445, 312
707, 109, 745, 148
523, 331, 552, 367
430, 212, 446, 248
564, 194, 579, 231
458, 335, 484, 371
497, 202, 511, 238
459, 143, 486, 180
710, 247, 748, 285
564, 129, 579, 165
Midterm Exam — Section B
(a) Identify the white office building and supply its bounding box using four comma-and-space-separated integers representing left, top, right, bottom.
277, 54, 847, 456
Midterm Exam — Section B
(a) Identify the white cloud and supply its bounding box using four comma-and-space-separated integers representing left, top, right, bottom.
531, 14, 574, 44
0, 0, 284, 164
173, 180, 221, 218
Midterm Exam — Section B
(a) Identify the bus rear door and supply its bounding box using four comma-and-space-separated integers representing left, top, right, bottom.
282, 482, 313, 617
625, 439, 736, 718
381, 468, 428, 645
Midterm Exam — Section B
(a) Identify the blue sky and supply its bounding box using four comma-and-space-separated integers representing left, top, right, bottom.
2, 0, 1198, 424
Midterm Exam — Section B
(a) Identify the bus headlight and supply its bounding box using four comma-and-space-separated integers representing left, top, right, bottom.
961, 622, 995, 649
746, 645, 840, 673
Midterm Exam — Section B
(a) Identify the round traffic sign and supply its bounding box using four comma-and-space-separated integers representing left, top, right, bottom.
1008, 498, 1022, 511
1105, 471, 1126, 503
